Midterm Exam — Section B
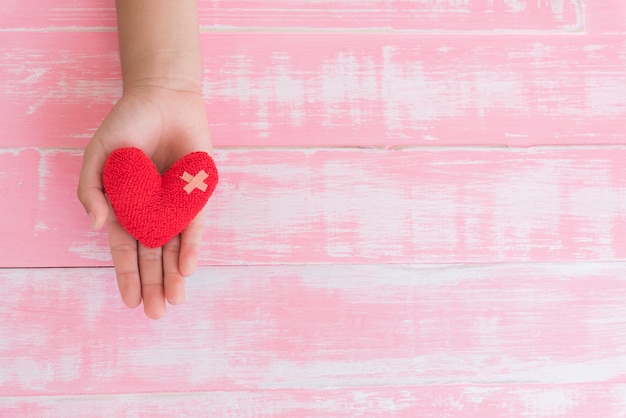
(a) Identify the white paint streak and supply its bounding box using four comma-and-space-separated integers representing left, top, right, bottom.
381, 47, 525, 135
34, 221, 49, 233
37, 152, 49, 203
520, 387, 577, 417
490, 161, 563, 258
259, 354, 626, 389
56, 355, 82, 384
585, 77, 626, 116
19, 67, 47, 85
68, 243, 112, 262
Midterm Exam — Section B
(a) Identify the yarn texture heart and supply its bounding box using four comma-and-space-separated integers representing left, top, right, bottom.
102, 147, 218, 248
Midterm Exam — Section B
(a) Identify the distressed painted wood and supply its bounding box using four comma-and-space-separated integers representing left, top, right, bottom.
2, 263, 626, 396
3, 383, 626, 417
3, 33, 626, 148
3, 0, 626, 415
0, 0, 584, 32
0, 263, 626, 396
3, 147, 626, 267
585, 0, 626, 34
195, 0, 584, 33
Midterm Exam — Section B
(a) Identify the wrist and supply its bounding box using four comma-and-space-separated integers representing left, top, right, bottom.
120, 50, 202, 94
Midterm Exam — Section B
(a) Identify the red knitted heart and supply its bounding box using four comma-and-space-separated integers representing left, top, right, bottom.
102, 147, 218, 248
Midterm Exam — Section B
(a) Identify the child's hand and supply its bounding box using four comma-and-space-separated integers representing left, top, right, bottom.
77, 86, 212, 319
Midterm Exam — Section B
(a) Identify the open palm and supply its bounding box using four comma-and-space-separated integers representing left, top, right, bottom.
78, 86, 213, 319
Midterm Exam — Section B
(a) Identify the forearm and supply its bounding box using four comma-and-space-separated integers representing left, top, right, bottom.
115, 0, 202, 93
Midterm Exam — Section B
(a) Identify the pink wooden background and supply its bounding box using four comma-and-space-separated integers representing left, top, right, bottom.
3, 0, 626, 415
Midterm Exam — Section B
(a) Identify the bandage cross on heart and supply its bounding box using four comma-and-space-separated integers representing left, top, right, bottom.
103, 147, 219, 248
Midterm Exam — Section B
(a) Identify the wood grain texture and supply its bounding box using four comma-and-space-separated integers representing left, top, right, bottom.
585, 0, 626, 34
3, 383, 626, 417
0, 0, 583, 32
2, 0, 626, 414
2, 263, 626, 397
195, 0, 584, 34
3, 147, 626, 267
3, 32, 626, 148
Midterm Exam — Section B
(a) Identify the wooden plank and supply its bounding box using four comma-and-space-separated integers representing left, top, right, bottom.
3, 147, 626, 268
585, 0, 626, 34
2, 263, 626, 396
0, 0, 583, 32
3, 383, 626, 417
3, 32, 626, 149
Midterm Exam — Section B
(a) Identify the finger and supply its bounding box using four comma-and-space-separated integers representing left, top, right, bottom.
77, 140, 109, 230
163, 235, 186, 305
179, 208, 205, 277
138, 243, 166, 320
107, 211, 141, 309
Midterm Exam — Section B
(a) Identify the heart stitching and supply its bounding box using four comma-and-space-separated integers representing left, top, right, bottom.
103, 147, 218, 248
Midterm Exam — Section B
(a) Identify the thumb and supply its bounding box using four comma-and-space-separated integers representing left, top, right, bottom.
77, 145, 109, 231
77, 183, 109, 231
